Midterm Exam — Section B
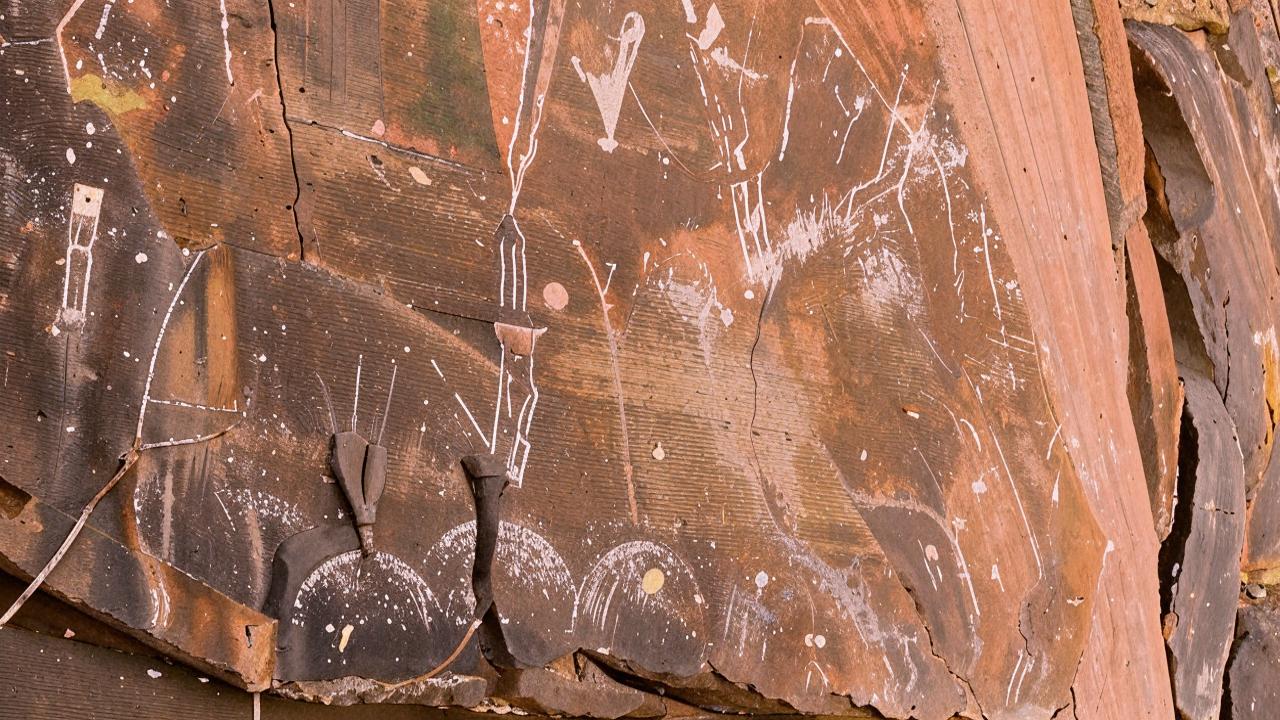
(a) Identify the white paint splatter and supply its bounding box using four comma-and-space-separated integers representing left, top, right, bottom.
93, 2, 113, 40
709, 46, 765, 81
427, 521, 576, 626
219, 0, 235, 85
574, 12, 645, 152
56, 0, 89, 93
690, 3, 724, 49
56, 184, 104, 331
663, 270, 734, 367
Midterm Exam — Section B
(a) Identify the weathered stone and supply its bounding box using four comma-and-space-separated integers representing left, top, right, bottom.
11, 0, 1280, 718
492, 661, 662, 719
273, 673, 488, 707
1158, 372, 1246, 720
1226, 599, 1280, 720
1120, 0, 1235, 33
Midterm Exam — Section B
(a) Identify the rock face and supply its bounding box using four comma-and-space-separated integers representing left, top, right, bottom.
1228, 594, 1280, 720
0, 1, 1279, 718
1162, 373, 1245, 720
1119, 0, 1235, 33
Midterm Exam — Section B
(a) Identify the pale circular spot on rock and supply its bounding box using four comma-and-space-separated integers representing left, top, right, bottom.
641, 567, 665, 595
651, 442, 665, 461
754, 571, 769, 589
408, 166, 432, 185
134, 252, 148, 264
542, 281, 569, 310
813, 634, 826, 648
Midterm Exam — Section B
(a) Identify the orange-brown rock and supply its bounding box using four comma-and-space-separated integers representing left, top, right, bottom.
2, 1, 1280, 718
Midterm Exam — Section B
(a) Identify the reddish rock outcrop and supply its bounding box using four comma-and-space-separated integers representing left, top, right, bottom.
1, 1, 1279, 718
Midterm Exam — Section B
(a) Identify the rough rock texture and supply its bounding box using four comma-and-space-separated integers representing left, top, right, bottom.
1129, 6, 1280, 720
0, 1, 1279, 719
1120, 0, 1237, 33
274, 674, 489, 707
1162, 372, 1245, 720
1227, 593, 1280, 720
